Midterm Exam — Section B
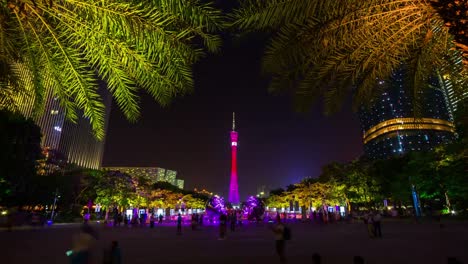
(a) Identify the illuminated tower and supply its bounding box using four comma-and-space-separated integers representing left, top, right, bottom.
229, 112, 240, 205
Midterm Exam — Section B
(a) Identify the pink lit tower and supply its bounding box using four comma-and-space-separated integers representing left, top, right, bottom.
229, 112, 240, 205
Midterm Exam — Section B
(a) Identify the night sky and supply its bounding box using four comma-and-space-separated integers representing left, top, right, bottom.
102, 33, 363, 200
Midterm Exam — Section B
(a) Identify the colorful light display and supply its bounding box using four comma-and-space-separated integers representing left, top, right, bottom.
229, 112, 240, 205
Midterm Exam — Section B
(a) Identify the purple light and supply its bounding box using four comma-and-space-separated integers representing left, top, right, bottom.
206, 195, 226, 223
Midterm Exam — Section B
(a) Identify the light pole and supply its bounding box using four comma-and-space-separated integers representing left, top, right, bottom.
50, 188, 60, 222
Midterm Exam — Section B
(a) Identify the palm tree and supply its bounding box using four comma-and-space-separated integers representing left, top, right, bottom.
230, 0, 467, 113
1, 0, 223, 139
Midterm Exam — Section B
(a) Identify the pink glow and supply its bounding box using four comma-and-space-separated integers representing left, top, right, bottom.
229, 128, 239, 204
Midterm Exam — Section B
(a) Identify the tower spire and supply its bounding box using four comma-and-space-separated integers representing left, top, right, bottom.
232, 112, 236, 131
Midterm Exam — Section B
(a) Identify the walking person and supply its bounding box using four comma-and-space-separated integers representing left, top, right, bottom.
103, 241, 122, 264
219, 213, 227, 240
237, 211, 242, 227
199, 213, 204, 226
158, 214, 163, 224
271, 214, 288, 264
150, 213, 155, 228
68, 223, 98, 264
113, 209, 118, 227
191, 214, 196, 230
373, 211, 382, 238
230, 212, 236, 232
117, 212, 123, 226
364, 212, 374, 238
177, 213, 182, 235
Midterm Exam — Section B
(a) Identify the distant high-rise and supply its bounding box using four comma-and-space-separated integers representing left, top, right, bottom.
358, 69, 456, 160
176, 179, 185, 190
437, 55, 468, 120
229, 112, 240, 205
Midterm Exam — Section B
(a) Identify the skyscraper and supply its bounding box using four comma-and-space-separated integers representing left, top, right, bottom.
13, 85, 111, 169
437, 54, 468, 120
229, 112, 240, 205
358, 69, 456, 160
57, 88, 112, 169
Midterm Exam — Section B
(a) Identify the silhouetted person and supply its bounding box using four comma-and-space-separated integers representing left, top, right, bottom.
373, 212, 382, 238
191, 214, 196, 230
272, 214, 287, 264
177, 213, 182, 235
69, 223, 98, 264
150, 214, 155, 228
117, 213, 123, 226
159, 214, 163, 224
230, 213, 236, 232
112, 208, 118, 227
354, 256, 365, 264
312, 253, 321, 264
448, 257, 463, 264
103, 240, 121, 264
199, 213, 204, 226
219, 213, 227, 240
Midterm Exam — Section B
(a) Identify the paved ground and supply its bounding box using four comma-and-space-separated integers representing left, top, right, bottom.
2, 220, 468, 264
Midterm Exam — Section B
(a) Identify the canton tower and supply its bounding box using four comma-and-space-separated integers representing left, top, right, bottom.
229, 112, 240, 205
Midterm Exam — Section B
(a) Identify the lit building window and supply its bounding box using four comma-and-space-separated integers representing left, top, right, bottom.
231, 142, 237, 146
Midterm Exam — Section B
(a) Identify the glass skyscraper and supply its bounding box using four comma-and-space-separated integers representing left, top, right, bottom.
13, 85, 111, 169
358, 69, 456, 160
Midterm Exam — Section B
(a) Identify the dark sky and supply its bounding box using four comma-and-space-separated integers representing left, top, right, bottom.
102, 34, 363, 200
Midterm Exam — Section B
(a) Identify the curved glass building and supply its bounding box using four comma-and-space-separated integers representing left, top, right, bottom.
358, 70, 456, 160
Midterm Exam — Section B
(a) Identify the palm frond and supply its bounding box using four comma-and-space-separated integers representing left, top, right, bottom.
228, 0, 314, 31
0, 0, 223, 139
231, 0, 467, 113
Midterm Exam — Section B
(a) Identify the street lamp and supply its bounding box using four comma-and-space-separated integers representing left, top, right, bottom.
50, 189, 60, 223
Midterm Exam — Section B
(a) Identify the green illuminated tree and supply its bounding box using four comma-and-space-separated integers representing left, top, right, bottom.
230, 0, 467, 112
94, 170, 135, 219
149, 189, 182, 209
1, 0, 223, 139
266, 192, 289, 209
182, 194, 205, 209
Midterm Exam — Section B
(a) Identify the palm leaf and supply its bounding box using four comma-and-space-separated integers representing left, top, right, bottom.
0, 0, 224, 139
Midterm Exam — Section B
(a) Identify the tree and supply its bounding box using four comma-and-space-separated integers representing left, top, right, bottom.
182, 194, 205, 209
265, 193, 289, 209
340, 160, 382, 210
372, 157, 412, 208
230, 0, 467, 113
93, 170, 135, 219
0, 110, 42, 205
149, 189, 182, 209
1, 0, 223, 138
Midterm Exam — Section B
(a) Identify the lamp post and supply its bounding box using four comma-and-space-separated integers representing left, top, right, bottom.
411, 185, 421, 218
50, 188, 60, 222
